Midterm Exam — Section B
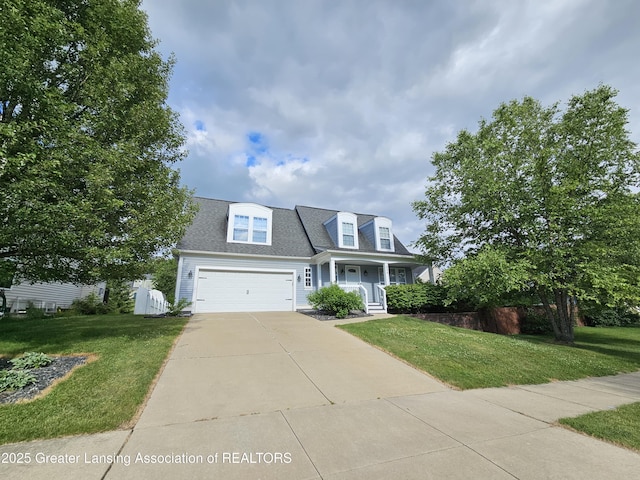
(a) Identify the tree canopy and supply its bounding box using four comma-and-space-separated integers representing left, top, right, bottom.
413, 85, 640, 342
0, 0, 196, 284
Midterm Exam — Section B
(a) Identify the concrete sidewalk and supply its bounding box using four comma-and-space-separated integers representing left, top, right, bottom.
2, 312, 640, 479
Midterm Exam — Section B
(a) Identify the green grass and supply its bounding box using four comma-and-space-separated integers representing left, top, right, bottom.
559, 402, 640, 452
339, 316, 640, 452
0, 314, 186, 445
338, 316, 640, 390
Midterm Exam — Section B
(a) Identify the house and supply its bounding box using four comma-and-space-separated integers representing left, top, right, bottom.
174, 197, 426, 314
414, 265, 443, 284
1, 282, 106, 314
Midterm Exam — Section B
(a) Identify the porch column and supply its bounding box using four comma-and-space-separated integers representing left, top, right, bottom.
383, 262, 390, 286
329, 258, 336, 284
316, 263, 323, 288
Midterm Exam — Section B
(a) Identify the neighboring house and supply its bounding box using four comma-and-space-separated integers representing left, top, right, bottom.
415, 265, 443, 283
174, 197, 427, 314
2, 282, 105, 314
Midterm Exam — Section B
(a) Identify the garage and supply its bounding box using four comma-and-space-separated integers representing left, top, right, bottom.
194, 269, 295, 313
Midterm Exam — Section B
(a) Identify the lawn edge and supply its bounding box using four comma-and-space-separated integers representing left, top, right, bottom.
121, 318, 190, 429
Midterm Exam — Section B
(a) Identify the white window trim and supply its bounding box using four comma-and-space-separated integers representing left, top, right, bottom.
378, 266, 406, 285
336, 212, 359, 249
374, 217, 394, 252
227, 203, 273, 246
304, 267, 313, 290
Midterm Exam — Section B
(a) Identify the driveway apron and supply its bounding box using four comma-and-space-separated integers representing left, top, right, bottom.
2, 312, 640, 479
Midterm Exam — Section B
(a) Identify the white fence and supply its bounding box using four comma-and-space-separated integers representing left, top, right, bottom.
133, 288, 169, 315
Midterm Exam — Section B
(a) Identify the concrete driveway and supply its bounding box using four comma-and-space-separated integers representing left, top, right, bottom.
2, 311, 640, 479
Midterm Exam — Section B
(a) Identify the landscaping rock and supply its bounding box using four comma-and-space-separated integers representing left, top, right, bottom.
0, 355, 88, 404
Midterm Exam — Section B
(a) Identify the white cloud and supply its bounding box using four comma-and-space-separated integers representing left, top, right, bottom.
141, 0, 640, 246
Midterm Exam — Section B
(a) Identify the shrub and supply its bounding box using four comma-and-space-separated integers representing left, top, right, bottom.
307, 284, 364, 318
165, 298, 191, 316
385, 283, 447, 313
520, 308, 554, 335
0, 370, 37, 392
581, 304, 640, 327
71, 292, 112, 315
25, 302, 48, 320
10, 352, 53, 370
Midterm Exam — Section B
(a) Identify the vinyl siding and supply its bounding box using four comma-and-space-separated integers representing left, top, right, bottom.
359, 221, 376, 249
4, 282, 105, 312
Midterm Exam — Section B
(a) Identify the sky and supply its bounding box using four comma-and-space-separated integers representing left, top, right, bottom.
140, 0, 640, 251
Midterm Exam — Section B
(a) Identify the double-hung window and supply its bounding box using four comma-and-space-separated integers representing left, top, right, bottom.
233, 215, 250, 242
252, 217, 268, 243
342, 222, 355, 247
379, 227, 391, 250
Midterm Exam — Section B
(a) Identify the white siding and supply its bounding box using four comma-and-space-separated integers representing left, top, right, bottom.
4, 282, 105, 313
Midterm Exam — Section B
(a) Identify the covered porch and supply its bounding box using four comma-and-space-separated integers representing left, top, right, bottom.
313, 251, 421, 314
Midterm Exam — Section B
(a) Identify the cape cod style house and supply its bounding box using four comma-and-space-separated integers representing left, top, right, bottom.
174, 197, 425, 314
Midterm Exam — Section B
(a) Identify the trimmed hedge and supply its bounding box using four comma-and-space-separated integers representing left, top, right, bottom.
385, 283, 447, 313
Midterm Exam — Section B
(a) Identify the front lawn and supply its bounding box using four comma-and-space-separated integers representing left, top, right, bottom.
0, 314, 186, 444
338, 316, 640, 390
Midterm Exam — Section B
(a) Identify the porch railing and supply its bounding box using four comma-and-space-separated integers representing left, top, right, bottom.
339, 284, 369, 314
375, 284, 387, 312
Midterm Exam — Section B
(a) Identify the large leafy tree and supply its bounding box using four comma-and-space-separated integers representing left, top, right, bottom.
413, 85, 640, 343
0, 0, 196, 284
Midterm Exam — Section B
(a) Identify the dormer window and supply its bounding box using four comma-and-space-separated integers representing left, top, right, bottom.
227, 203, 273, 245
360, 216, 394, 252
379, 226, 391, 250
375, 217, 394, 251
342, 221, 355, 247
324, 211, 359, 249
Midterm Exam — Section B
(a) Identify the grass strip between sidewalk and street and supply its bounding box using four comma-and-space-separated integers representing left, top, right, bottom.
0, 314, 187, 445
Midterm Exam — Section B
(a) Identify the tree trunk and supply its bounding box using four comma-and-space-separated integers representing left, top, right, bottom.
554, 288, 575, 344
537, 287, 561, 339
536, 287, 574, 343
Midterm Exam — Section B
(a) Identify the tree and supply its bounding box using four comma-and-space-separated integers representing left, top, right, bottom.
151, 254, 178, 304
413, 85, 640, 343
0, 0, 196, 284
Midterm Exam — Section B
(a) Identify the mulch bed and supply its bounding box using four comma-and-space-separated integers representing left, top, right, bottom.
0, 355, 88, 405
297, 309, 372, 321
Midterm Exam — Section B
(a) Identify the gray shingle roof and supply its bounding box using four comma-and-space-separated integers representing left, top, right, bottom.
295, 205, 413, 256
177, 197, 414, 258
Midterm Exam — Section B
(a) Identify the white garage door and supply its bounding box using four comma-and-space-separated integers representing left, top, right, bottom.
194, 270, 294, 313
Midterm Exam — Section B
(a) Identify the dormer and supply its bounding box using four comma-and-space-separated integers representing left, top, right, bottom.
324, 212, 359, 249
360, 217, 394, 252
226, 203, 273, 245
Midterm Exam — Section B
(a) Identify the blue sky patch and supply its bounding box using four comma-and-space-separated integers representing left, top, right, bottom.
246, 155, 258, 167
247, 131, 268, 154
195, 120, 206, 131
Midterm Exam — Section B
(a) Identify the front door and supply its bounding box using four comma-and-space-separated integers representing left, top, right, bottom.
345, 265, 361, 285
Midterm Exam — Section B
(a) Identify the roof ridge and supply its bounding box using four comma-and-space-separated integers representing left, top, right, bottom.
295, 204, 377, 217
194, 196, 294, 212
